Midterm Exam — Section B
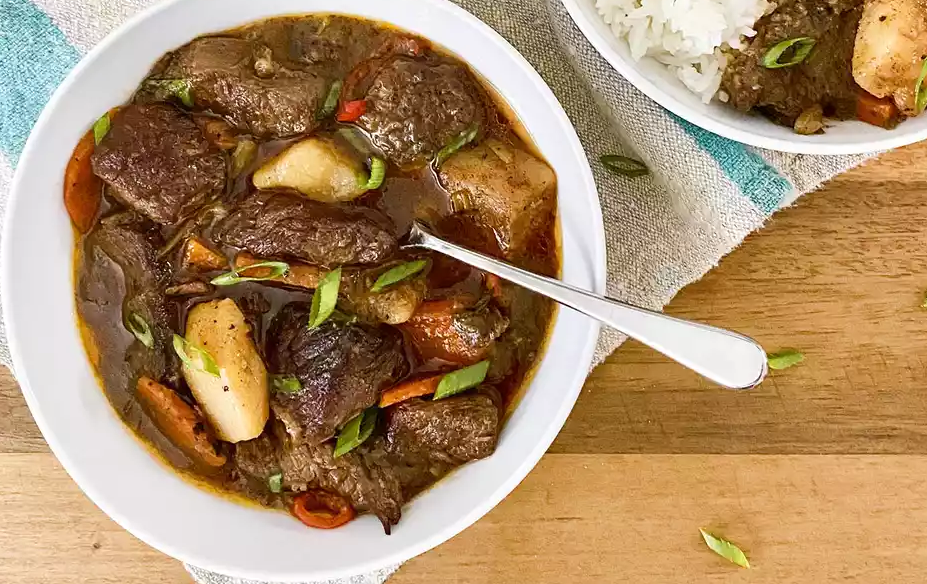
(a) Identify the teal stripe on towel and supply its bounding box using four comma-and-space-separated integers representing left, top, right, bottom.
0, 0, 79, 164
675, 117, 791, 215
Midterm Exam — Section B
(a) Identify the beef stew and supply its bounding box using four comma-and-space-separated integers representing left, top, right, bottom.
67, 14, 558, 534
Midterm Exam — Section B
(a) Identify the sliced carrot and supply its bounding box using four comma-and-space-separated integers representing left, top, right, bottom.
857, 91, 900, 129
379, 374, 443, 407
63, 130, 102, 233
235, 252, 323, 289
136, 376, 227, 468
181, 237, 227, 272
399, 298, 491, 364
291, 490, 356, 529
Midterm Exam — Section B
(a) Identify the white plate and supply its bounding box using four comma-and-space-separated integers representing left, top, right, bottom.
2, 0, 605, 580
560, 0, 927, 154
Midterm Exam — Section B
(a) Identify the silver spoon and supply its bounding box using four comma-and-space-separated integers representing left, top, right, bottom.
402, 222, 767, 390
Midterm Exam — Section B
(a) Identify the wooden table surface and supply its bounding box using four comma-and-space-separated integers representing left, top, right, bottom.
3, 143, 927, 583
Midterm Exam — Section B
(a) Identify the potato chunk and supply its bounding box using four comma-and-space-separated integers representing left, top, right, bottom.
252, 137, 367, 202
182, 298, 268, 442
438, 139, 555, 256
853, 0, 927, 115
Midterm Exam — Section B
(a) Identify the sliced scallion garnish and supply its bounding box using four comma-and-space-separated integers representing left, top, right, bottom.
172, 334, 221, 378
767, 349, 804, 370
915, 58, 927, 113
699, 529, 750, 568
761, 37, 815, 69
358, 157, 386, 191
308, 267, 342, 329
317, 80, 343, 119
434, 124, 479, 167
600, 154, 649, 178
93, 113, 111, 145
268, 472, 283, 493
271, 374, 302, 393
210, 261, 289, 286
370, 260, 428, 293
126, 313, 154, 348
337, 127, 371, 155
433, 360, 490, 400
333, 408, 377, 458
146, 79, 194, 108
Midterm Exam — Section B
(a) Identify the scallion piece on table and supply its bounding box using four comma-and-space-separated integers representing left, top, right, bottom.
333, 408, 377, 458
699, 529, 750, 569
600, 154, 649, 178
767, 349, 804, 370
268, 472, 283, 493
434, 124, 479, 167
271, 374, 302, 393
172, 334, 221, 378
317, 80, 343, 119
370, 260, 428, 293
307, 268, 342, 329
126, 313, 154, 348
146, 79, 195, 108
210, 261, 290, 286
92, 113, 111, 145
761, 37, 815, 69
433, 360, 491, 400
915, 58, 927, 113
359, 157, 386, 191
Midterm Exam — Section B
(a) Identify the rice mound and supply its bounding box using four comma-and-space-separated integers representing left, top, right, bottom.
596, 0, 771, 103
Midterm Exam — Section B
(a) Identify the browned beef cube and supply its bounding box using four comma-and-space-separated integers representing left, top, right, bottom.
266, 303, 407, 444
91, 104, 225, 225
214, 190, 398, 266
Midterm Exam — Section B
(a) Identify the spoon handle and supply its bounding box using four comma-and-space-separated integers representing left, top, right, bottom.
408, 227, 767, 390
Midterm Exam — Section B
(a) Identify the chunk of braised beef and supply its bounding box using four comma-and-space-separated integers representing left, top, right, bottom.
385, 391, 500, 466
77, 220, 181, 398
90, 104, 225, 225
235, 431, 404, 532
266, 303, 407, 444
163, 36, 328, 138
357, 59, 485, 168
214, 190, 398, 266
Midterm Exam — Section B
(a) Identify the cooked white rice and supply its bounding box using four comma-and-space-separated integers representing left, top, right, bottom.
596, 0, 771, 103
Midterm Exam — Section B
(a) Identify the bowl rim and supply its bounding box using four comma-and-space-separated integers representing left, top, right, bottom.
2, 0, 606, 579
559, 0, 927, 155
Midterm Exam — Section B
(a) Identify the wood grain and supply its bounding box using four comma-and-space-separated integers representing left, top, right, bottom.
3, 142, 927, 581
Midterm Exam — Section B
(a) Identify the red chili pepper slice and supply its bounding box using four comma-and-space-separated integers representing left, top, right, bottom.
291, 490, 356, 529
336, 100, 367, 122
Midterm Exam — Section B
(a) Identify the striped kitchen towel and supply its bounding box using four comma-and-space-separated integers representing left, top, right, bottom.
0, 0, 872, 582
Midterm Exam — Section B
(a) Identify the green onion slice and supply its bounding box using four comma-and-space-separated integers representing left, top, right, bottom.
600, 154, 649, 178
767, 349, 804, 370
317, 80, 343, 119
93, 113, 111, 145
435, 124, 479, 167
333, 408, 377, 458
433, 360, 490, 400
699, 529, 750, 568
268, 472, 283, 493
210, 261, 289, 286
915, 58, 927, 114
172, 334, 221, 377
146, 79, 194, 108
308, 267, 342, 329
271, 374, 302, 393
370, 260, 428, 293
126, 313, 154, 348
762, 37, 815, 69
359, 157, 386, 191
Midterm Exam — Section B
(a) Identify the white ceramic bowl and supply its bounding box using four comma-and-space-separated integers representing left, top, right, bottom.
2, 0, 605, 580
560, 0, 927, 154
